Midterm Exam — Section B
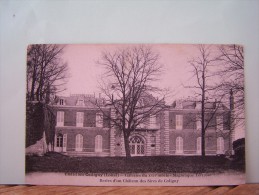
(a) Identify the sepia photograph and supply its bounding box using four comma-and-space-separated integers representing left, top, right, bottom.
25, 44, 245, 186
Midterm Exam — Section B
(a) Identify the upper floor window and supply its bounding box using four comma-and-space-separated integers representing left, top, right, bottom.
216, 116, 223, 131
96, 113, 103, 128
76, 112, 84, 127
57, 111, 64, 126
149, 115, 157, 128
176, 115, 183, 130
196, 115, 201, 130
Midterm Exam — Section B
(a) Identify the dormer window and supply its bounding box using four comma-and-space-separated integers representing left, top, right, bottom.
59, 99, 64, 105
77, 98, 84, 106
175, 100, 183, 109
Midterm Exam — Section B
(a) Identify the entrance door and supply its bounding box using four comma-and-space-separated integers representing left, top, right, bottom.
129, 136, 145, 156
56, 133, 63, 152
55, 133, 67, 152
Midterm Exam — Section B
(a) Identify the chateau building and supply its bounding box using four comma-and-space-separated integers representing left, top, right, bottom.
52, 94, 234, 157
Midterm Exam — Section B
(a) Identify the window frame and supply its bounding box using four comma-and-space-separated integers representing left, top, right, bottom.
176, 136, 183, 154
59, 99, 64, 105
56, 134, 63, 147
196, 137, 201, 154
149, 114, 157, 128
57, 111, 64, 126
176, 115, 183, 130
76, 112, 84, 127
217, 137, 224, 154
95, 135, 103, 152
129, 136, 145, 156
96, 112, 103, 128
75, 134, 83, 152
196, 115, 201, 130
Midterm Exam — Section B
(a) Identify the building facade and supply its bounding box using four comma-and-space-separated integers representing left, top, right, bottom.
52, 94, 233, 157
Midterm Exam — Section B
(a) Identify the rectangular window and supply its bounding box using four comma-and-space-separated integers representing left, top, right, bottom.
59, 99, 64, 105
149, 115, 157, 128
176, 115, 183, 130
63, 134, 67, 152
96, 113, 103, 127
138, 114, 144, 128
196, 137, 201, 154
76, 112, 84, 127
95, 135, 103, 152
216, 116, 223, 131
77, 99, 84, 106
176, 137, 183, 154
217, 137, 224, 154
75, 134, 83, 152
57, 111, 64, 126
196, 115, 201, 130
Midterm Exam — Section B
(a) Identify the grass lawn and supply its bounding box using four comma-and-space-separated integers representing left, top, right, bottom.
26, 152, 245, 174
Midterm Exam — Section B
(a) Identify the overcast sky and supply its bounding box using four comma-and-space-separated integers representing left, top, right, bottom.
61, 44, 204, 100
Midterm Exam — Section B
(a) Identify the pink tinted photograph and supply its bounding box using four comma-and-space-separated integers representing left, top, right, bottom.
25, 44, 245, 186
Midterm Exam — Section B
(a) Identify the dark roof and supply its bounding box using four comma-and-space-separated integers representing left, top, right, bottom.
171, 99, 229, 110
54, 94, 105, 107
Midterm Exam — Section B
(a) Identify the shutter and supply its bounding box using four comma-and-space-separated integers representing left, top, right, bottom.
63, 134, 67, 152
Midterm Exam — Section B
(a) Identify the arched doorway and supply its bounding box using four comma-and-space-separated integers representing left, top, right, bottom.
129, 135, 145, 156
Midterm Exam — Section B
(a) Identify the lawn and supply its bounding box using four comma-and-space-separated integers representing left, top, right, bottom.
26, 152, 245, 175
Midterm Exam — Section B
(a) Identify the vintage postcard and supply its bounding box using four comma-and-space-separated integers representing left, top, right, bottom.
25, 44, 245, 186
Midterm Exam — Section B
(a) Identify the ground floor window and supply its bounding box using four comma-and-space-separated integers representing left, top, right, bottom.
129, 136, 145, 156
217, 137, 224, 154
55, 133, 67, 152
75, 134, 83, 152
197, 137, 201, 154
176, 136, 183, 154
56, 134, 63, 147
95, 135, 103, 152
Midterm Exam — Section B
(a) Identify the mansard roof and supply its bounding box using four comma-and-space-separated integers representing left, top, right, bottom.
171, 99, 229, 111
54, 94, 106, 107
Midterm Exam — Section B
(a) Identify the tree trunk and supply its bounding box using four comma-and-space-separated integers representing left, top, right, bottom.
123, 131, 131, 158
201, 69, 206, 157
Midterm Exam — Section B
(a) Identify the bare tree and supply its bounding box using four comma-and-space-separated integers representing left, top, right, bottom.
97, 45, 166, 158
26, 44, 69, 149
26, 44, 69, 102
187, 45, 225, 157
216, 44, 244, 127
